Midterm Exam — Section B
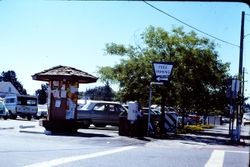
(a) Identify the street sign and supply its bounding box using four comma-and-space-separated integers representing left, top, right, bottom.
232, 79, 240, 99
153, 62, 173, 82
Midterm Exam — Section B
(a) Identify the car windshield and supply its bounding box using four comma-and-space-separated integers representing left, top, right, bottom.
79, 102, 94, 110
141, 108, 160, 115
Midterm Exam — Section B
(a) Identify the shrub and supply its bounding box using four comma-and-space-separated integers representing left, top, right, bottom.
200, 124, 214, 129
177, 124, 214, 134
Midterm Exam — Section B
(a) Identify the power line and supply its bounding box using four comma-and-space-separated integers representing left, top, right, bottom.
143, 0, 240, 48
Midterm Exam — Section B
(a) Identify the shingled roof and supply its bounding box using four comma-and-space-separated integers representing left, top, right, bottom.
32, 65, 98, 83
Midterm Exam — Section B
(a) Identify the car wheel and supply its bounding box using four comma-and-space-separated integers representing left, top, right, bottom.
27, 115, 32, 121
9, 112, 17, 119
3, 115, 8, 120
94, 124, 106, 128
82, 120, 91, 129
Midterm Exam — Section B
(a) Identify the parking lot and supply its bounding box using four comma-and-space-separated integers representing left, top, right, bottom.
0, 118, 249, 167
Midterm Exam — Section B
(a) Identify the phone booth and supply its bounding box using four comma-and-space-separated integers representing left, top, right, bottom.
32, 65, 97, 132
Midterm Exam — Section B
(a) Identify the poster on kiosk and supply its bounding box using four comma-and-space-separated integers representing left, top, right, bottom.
47, 80, 79, 120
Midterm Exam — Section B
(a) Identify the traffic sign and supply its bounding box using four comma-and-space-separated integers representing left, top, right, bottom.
152, 62, 173, 82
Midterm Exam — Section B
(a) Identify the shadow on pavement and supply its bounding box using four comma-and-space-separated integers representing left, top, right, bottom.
45, 131, 113, 138
89, 126, 119, 132
19, 128, 113, 138
159, 131, 250, 146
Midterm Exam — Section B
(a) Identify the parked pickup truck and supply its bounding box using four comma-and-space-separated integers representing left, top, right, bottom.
77, 100, 127, 128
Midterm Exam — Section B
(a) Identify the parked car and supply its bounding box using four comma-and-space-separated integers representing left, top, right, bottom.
0, 99, 9, 120
119, 107, 161, 136
140, 107, 161, 116
77, 100, 127, 128
187, 114, 202, 124
242, 112, 250, 126
122, 104, 128, 109
177, 116, 188, 125
221, 117, 230, 124
177, 114, 201, 125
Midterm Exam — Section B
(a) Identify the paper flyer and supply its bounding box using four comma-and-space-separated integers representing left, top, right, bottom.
55, 100, 61, 108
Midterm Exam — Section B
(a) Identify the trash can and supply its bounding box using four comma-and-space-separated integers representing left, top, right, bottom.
119, 112, 147, 137
135, 117, 147, 137
119, 115, 130, 136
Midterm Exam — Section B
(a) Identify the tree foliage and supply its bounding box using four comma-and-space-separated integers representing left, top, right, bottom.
83, 83, 115, 101
98, 26, 230, 115
0, 70, 27, 95
35, 84, 48, 104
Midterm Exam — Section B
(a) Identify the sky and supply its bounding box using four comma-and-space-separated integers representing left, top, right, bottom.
0, 0, 249, 103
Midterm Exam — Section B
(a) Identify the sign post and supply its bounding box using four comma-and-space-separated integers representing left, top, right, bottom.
147, 62, 173, 136
147, 81, 164, 135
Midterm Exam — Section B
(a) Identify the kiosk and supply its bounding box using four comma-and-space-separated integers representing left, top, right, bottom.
32, 65, 97, 132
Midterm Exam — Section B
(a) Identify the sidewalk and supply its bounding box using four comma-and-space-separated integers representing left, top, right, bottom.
177, 124, 250, 146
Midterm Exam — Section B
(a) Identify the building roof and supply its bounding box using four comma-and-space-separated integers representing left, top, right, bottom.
32, 65, 98, 83
0, 82, 20, 95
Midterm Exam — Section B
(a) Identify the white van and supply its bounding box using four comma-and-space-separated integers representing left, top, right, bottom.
5, 94, 38, 120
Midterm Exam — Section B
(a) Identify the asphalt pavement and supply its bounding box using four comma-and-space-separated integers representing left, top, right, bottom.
15, 119, 250, 146
0, 119, 249, 167
1, 118, 249, 148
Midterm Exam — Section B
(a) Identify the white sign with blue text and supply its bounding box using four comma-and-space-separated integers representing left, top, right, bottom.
153, 62, 173, 82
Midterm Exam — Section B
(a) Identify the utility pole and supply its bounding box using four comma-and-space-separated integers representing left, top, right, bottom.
243, 67, 245, 104
236, 11, 245, 142
238, 11, 244, 77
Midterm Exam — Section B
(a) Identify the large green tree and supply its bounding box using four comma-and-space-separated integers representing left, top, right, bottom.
98, 26, 230, 115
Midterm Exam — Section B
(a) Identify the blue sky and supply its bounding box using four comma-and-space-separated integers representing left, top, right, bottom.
0, 1, 249, 103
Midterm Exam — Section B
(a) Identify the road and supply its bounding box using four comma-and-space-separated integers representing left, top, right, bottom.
0, 118, 249, 167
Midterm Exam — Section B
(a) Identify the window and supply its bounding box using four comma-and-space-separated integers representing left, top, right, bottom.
27, 99, 37, 106
5, 98, 15, 103
116, 105, 127, 113
17, 96, 37, 106
109, 104, 115, 112
93, 104, 106, 111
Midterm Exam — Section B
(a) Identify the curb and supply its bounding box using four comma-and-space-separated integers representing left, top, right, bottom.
19, 125, 36, 129
19, 129, 45, 134
0, 127, 15, 130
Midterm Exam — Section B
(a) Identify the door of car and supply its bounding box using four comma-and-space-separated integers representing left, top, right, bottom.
108, 104, 126, 125
92, 103, 109, 124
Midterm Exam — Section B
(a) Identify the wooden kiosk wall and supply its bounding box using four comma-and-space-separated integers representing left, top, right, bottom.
48, 80, 79, 121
